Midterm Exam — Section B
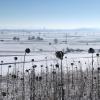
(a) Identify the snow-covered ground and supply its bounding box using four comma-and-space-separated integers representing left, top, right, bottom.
0, 30, 100, 75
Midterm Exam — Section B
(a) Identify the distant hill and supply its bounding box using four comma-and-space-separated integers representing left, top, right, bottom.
72, 28, 100, 32
0, 28, 100, 33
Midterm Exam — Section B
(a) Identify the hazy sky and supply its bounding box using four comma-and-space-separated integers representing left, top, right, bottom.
0, 0, 100, 29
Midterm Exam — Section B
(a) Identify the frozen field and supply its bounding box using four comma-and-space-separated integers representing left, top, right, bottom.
0, 30, 100, 75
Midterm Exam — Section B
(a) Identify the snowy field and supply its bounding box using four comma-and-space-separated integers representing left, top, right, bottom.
0, 30, 100, 75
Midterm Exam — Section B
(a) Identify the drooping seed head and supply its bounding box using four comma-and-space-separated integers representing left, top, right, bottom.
55, 63, 59, 68
55, 51, 64, 60
88, 48, 95, 53
31, 59, 34, 62
8, 65, 11, 68
25, 48, 30, 53
71, 63, 74, 66
96, 53, 99, 57
14, 57, 18, 61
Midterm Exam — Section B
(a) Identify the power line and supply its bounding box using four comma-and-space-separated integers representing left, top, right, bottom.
0, 58, 57, 65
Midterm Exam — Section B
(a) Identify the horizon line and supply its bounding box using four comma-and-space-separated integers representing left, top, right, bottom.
0, 28, 100, 30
